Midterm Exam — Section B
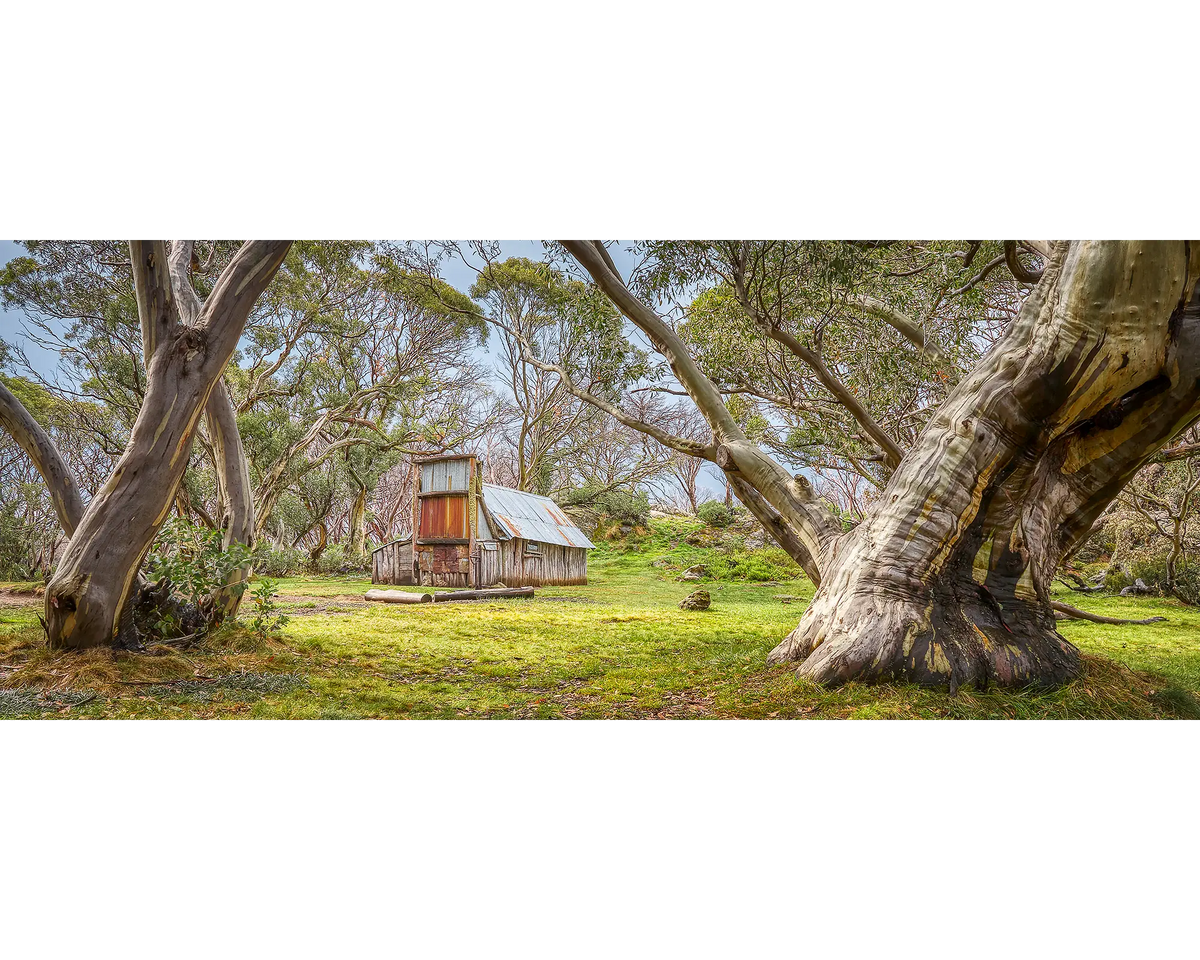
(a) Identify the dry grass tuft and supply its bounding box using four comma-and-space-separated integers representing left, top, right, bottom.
2, 645, 197, 695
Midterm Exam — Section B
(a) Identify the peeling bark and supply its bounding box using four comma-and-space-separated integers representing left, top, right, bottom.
770, 241, 1200, 689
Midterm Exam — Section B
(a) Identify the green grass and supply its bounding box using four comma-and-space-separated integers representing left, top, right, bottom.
3, 528, 1200, 719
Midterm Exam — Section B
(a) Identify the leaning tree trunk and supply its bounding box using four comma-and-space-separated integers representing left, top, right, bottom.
44, 240, 290, 650
769, 241, 1200, 689
0, 380, 84, 536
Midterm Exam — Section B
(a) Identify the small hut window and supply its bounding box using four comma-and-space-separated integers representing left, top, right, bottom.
526, 542, 540, 554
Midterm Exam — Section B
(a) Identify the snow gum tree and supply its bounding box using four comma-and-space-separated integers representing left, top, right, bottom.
550, 240, 1200, 689
43, 241, 291, 650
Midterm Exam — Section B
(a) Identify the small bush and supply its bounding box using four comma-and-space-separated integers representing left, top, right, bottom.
144, 518, 252, 634
697, 501, 732, 528
310, 543, 370, 575
557, 483, 650, 526
255, 543, 304, 577
246, 578, 289, 640
1108, 555, 1200, 603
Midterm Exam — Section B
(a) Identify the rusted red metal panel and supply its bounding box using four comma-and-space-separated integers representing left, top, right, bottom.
420, 495, 468, 539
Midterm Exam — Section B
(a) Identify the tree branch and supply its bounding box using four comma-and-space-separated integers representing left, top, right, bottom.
844, 294, 947, 360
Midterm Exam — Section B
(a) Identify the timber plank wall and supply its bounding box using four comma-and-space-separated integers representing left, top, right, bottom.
372, 540, 415, 586
495, 538, 588, 586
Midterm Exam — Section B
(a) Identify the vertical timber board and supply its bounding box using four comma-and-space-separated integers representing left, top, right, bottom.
477, 543, 500, 587
524, 543, 543, 585
411, 460, 421, 569
449, 457, 470, 492
419, 458, 471, 494
468, 457, 477, 587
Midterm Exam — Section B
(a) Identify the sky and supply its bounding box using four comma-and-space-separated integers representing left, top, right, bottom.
0, 240, 36, 362
0, 239, 644, 376
0, 239, 726, 501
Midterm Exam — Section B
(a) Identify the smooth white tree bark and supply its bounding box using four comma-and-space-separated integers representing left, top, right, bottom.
45, 240, 291, 650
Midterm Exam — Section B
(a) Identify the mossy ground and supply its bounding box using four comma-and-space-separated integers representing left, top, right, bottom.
2, 518, 1199, 718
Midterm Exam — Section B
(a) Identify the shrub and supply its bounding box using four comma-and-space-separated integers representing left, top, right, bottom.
697, 501, 732, 528
1106, 555, 1200, 604
246, 578, 289, 640
254, 543, 305, 577
557, 483, 650, 526
145, 518, 258, 638
144, 518, 252, 634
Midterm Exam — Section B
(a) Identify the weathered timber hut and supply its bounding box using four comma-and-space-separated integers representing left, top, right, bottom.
371, 453, 594, 588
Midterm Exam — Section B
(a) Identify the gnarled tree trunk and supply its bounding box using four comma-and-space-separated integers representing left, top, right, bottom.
769, 241, 1200, 689
44, 240, 290, 650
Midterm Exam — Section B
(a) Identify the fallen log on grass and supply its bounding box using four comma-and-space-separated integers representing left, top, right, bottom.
365, 589, 434, 604
432, 587, 535, 602
1051, 600, 1167, 625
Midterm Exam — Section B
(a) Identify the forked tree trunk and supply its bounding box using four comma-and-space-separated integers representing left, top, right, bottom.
45, 240, 290, 650
309, 522, 329, 566
769, 241, 1200, 689
168, 240, 258, 624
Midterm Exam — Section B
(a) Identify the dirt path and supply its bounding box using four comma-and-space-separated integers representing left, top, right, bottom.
0, 587, 42, 609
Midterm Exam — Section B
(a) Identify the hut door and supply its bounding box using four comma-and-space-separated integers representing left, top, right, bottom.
523, 540, 544, 583
476, 542, 500, 587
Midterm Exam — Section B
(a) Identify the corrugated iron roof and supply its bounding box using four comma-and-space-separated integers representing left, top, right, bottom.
481, 484, 595, 549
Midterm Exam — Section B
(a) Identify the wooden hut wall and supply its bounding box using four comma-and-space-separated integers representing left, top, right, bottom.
372, 540, 414, 585
494, 538, 588, 586
476, 542, 502, 587
376, 536, 587, 587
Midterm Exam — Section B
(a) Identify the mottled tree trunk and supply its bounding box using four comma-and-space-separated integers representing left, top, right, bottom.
348, 483, 369, 563
45, 241, 290, 650
770, 241, 1200, 689
207, 380, 256, 622
309, 523, 329, 566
